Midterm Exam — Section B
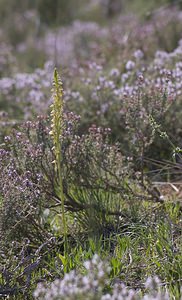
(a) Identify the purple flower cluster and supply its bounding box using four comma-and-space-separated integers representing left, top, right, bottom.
0, 61, 54, 118
34, 255, 171, 300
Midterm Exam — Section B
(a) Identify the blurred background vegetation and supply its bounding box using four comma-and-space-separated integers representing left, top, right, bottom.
0, 0, 182, 56
1, 0, 182, 28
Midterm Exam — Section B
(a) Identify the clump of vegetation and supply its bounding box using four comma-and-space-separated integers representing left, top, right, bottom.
33, 255, 172, 300
0, 69, 181, 299
0, 1, 182, 299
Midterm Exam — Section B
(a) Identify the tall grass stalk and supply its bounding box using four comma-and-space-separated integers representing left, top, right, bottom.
49, 69, 68, 269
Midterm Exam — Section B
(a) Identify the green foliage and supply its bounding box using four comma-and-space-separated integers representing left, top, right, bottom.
37, 0, 75, 26
0, 1, 182, 299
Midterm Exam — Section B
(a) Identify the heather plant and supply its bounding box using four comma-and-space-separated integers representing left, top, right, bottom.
0, 61, 54, 120
0, 70, 135, 246
0, 69, 181, 299
148, 115, 182, 180
62, 34, 182, 169
0, 90, 152, 247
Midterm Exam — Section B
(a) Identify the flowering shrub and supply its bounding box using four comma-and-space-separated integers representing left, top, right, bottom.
0, 67, 169, 250
0, 61, 53, 119
0, 110, 150, 243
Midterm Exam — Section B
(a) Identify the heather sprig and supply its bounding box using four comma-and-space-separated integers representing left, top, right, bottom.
149, 115, 182, 159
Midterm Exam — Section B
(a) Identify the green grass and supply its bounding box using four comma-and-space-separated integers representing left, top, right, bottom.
1, 192, 181, 299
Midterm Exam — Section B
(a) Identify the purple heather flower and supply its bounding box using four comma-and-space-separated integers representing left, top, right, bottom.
125, 60, 135, 71
134, 49, 144, 59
